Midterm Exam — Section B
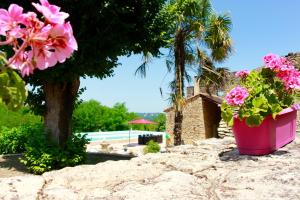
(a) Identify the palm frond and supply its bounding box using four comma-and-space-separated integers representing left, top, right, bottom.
169, 79, 176, 92
166, 59, 174, 72
134, 52, 153, 78
184, 70, 192, 83
204, 13, 233, 62
159, 87, 163, 97
198, 0, 212, 24
135, 62, 147, 78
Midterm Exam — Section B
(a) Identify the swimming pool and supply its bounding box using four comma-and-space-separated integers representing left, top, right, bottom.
80, 130, 165, 142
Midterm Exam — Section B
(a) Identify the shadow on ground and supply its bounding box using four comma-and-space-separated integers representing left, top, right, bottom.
85, 152, 134, 165
0, 154, 27, 171
0, 153, 134, 178
218, 147, 289, 162
0, 154, 29, 178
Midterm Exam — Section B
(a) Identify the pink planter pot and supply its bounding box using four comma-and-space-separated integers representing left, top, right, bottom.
232, 107, 298, 155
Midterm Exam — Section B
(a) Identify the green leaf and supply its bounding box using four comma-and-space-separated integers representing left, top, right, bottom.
270, 104, 282, 119
252, 95, 268, 112
245, 114, 264, 127
0, 68, 27, 110
221, 103, 234, 126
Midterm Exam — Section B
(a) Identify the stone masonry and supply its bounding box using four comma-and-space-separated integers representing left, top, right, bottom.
217, 119, 233, 138
165, 95, 206, 144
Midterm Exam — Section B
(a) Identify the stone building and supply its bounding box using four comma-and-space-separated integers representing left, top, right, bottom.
164, 82, 223, 144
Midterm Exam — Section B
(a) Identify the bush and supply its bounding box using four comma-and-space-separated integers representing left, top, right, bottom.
0, 123, 43, 154
0, 103, 42, 128
20, 133, 89, 175
143, 140, 160, 154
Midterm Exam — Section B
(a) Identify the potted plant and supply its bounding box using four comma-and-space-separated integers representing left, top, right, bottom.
221, 53, 300, 155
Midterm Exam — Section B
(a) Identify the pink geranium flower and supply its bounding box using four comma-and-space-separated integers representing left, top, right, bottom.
32, 0, 69, 25
0, 4, 25, 37
263, 53, 279, 69
9, 50, 35, 77
262, 53, 300, 91
0, 1, 77, 76
225, 86, 249, 106
235, 70, 250, 78
281, 69, 300, 90
47, 22, 78, 63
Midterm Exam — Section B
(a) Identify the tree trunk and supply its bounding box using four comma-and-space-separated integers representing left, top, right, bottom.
43, 77, 80, 148
205, 85, 211, 95
173, 30, 185, 146
173, 110, 183, 145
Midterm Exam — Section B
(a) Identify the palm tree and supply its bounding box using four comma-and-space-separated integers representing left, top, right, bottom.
136, 0, 233, 145
167, 0, 233, 145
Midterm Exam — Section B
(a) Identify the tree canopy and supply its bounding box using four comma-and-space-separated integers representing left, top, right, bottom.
0, 0, 167, 78
0, 1, 169, 146
0, 0, 168, 109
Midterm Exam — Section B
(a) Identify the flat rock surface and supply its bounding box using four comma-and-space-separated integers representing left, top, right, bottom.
1, 136, 300, 200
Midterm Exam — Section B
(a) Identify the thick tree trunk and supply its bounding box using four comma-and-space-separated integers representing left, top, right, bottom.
173, 30, 185, 146
43, 77, 80, 148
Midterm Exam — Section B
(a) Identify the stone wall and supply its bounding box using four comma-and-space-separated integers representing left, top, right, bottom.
217, 119, 233, 138
165, 96, 206, 144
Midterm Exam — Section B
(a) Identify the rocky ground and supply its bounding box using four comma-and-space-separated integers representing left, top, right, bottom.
0, 136, 300, 200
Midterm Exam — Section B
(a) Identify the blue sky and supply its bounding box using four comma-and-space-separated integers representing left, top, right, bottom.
81, 0, 300, 113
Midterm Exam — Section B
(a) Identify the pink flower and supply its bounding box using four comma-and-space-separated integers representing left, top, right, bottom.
235, 70, 250, 78
225, 86, 249, 106
47, 22, 78, 63
23, 12, 44, 30
32, 0, 69, 25
0, 4, 25, 37
264, 54, 295, 72
263, 53, 279, 68
31, 45, 57, 71
0, 2, 77, 76
281, 69, 300, 90
262, 53, 300, 90
276, 68, 300, 90
29, 22, 78, 71
9, 50, 35, 77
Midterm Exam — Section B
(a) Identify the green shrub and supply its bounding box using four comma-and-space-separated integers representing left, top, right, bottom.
0, 103, 42, 128
20, 133, 89, 175
0, 123, 43, 154
143, 140, 160, 154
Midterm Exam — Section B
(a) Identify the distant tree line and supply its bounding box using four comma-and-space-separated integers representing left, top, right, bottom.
0, 100, 166, 133
72, 100, 166, 133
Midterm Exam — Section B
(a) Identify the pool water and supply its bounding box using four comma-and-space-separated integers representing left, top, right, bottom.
80, 130, 165, 142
